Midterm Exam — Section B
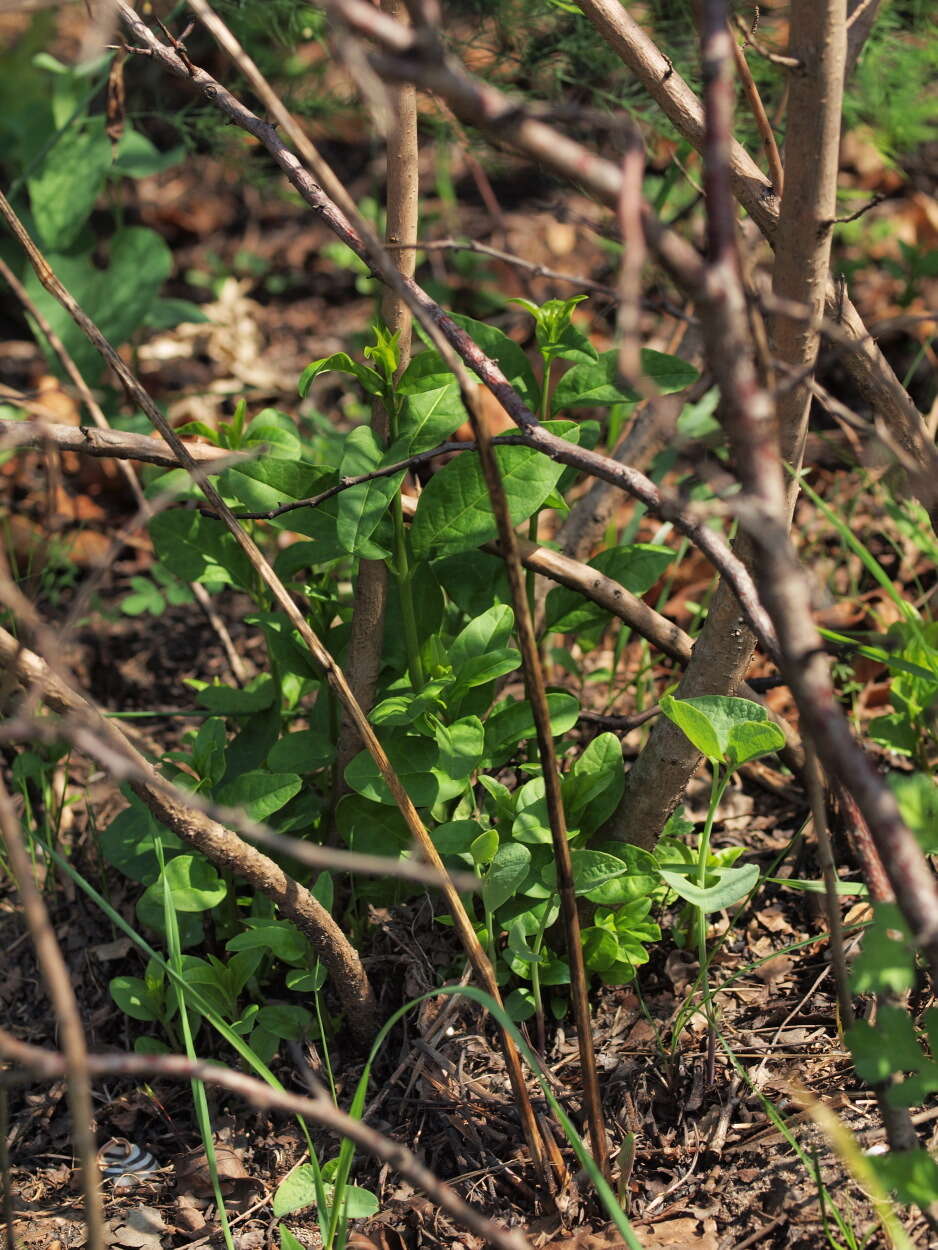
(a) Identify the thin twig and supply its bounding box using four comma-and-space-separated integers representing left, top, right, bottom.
0, 776, 105, 1250
729, 31, 784, 194
731, 14, 802, 68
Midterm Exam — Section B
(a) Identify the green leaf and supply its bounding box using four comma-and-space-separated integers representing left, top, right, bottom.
541, 849, 632, 897
143, 297, 208, 330
399, 382, 466, 454
450, 648, 521, 695
410, 420, 580, 558
298, 352, 384, 398
563, 733, 624, 833
257, 1004, 313, 1041
512, 778, 552, 845
274, 1164, 322, 1217
659, 863, 760, 912
28, 116, 112, 248
226, 922, 310, 964
888, 771, 938, 853
434, 716, 485, 788
345, 733, 440, 807
220, 458, 331, 519
268, 729, 336, 772
659, 695, 785, 767
483, 692, 580, 765
280, 1225, 305, 1250
337, 427, 407, 554
112, 127, 185, 178
505, 987, 537, 1021
850, 903, 916, 995
192, 717, 227, 787
99, 798, 182, 885
337, 795, 411, 857
193, 675, 276, 715
431, 819, 486, 855
120, 576, 166, 616
397, 350, 459, 395
871, 1150, 938, 1207
483, 842, 531, 912
581, 926, 620, 972
155, 854, 227, 911
553, 348, 698, 411
846, 1008, 925, 1083
109, 976, 160, 1022
448, 313, 540, 410
545, 544, 674, 633
216, 772, 302, 821
149, 510, 253, 591
26, 226, 172, 380
470, 828, 499, 866
450, 605, 515, 667
243, 409, 303, 459
869, 712, 918, 757
584, 846, 658, 904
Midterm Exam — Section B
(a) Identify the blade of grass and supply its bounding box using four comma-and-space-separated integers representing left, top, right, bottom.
155, 837, 235, 1250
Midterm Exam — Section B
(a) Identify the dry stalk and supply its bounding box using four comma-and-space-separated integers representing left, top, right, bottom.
658, 0, 938, 987
0, 775, 105, 1250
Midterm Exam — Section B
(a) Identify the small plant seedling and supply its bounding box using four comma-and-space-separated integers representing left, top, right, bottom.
658, 695, 785, 1053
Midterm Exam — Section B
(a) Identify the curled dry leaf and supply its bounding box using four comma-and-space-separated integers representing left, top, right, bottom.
104, 1205, 167, 1250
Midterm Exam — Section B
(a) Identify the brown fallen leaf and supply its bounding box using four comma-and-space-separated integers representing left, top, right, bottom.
104, 1205, 168, 1250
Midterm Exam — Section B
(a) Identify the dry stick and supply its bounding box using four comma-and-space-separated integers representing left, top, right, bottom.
0, 1088, 15, 1250
115, 0, 777, 669
143, 0, 550, 1176
729, 31, 783, 196
804, 745, 852, 1028
0, 776, 105, 1250
574, 0, 938, 528
0, 259, 247, 687
664, 0, 938, 985
695, 14, 938, 1181
615, 135, 650, 393
0, 1032, 532, 1250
